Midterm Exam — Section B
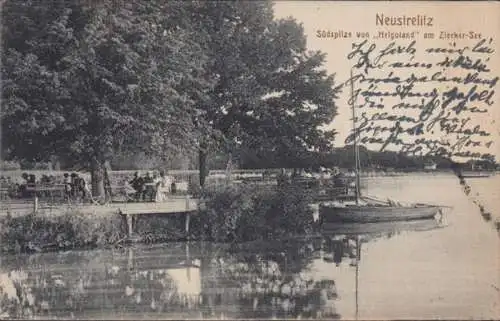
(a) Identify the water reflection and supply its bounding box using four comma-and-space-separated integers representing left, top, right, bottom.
0, 218, 445, 319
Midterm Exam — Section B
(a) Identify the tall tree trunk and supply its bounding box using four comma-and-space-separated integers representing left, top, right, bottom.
199, 148, 207, 188
91, 157, 105, 201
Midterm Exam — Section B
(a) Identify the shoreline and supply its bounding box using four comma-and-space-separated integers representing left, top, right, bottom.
1, 168, 496, 179
0, 209, 322, 255
0, 210, 203, 255
1, 173, 498, 256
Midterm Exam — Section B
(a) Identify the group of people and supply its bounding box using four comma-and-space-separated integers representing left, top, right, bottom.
276, 167, 357, 188
128, 170, 176, 203
0, 172, 93, 201
0, 176, 14, 187
62, 172, 91, 201
2, 170, 177, 203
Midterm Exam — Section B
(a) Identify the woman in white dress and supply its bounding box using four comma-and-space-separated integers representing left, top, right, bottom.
155, 170, 173, 202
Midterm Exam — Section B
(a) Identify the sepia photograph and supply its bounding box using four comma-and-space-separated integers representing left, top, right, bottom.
0, 1, 499, 319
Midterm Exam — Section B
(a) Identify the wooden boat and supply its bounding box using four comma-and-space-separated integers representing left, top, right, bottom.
322, 217, 444, 235
320, 201, 441, 223
461, 171, 493, 178
320, 70, 445, 224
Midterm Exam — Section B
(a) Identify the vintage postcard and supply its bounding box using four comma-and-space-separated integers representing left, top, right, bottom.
0, 1, 498, 320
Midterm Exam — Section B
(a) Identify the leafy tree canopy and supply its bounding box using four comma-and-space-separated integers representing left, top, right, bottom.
2, 1, 212, 167
184, 1, 339, 156
1, 1, 339, 191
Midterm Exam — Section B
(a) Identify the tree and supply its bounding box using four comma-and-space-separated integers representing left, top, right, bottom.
2, 1, 339, 193
1, 1, 212, 198
183, 1, 339, 183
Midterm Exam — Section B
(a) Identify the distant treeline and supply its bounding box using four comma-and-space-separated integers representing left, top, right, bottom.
2, 145, 497, 172
237, 145, 498, 171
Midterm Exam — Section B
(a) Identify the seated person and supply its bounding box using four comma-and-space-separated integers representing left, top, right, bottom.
40, 175, 50, 184
333, 172, 347, 188
170, 180, 177, 195
48, 175, 56, 185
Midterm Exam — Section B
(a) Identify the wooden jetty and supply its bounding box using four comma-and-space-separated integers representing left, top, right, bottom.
117, 197, 199, 239
0, 196, 199, 239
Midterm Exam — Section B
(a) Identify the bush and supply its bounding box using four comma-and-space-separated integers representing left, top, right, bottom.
197, 182, 314, 242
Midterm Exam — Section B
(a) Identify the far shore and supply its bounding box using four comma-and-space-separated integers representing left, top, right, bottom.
1, 168, 497, 179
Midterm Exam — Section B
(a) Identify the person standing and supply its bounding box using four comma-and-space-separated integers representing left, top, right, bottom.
104, 168, 112, 203
129, 172, 144, 202
19, 173, 30, 198
70, 173, 78, 199
152, 171, 160, 201
28, 174, 36, 184
63, 173, 71, 201
143, 172, 154, 202
83, 176, 92, 203
155, 170, 172, 202
76, 174, 86, 199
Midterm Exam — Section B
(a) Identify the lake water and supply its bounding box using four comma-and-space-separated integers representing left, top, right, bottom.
0, 173, 498, 319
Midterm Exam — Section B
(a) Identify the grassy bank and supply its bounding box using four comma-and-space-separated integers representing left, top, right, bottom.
0, 212, 126, 253
0, 183, 315, 254
0, 212, 204, 254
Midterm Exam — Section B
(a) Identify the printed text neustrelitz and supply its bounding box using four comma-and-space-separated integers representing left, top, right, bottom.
376, 14, 433, 27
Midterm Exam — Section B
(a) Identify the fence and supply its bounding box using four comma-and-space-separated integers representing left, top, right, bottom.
0, 168, 362, 206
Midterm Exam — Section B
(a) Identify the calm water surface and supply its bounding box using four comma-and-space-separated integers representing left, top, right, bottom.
0, 174, 498, 320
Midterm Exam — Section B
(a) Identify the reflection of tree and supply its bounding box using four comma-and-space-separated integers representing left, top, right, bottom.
0, 252, 100, 318
0, 246, 204, 318
0, 239, 353, 319
0, 220, 450, 319
203, 240, 341, 319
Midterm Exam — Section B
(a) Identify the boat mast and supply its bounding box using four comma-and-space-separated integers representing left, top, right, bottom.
355, 235, 360, 320
350, 69, 361, 204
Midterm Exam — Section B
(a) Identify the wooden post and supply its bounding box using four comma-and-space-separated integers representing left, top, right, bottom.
128, 247, 134, 270
185, 213, 191, 237
33, 196, 38, 213
185, 194, 191, 237
185, 242, 191, 281
126, 214, 133, 238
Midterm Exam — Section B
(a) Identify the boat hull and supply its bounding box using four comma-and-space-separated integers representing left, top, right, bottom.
320, 204, 440, 223
461, 174, 492, 178
321, 218, 443, 235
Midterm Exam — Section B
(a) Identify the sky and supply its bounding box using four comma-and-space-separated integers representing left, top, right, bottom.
272, 1, 500, 161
